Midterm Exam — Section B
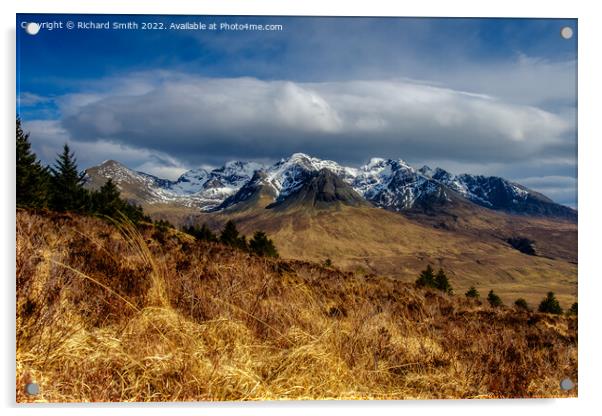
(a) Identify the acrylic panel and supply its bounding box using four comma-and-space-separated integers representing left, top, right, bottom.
16, 14, 578, 402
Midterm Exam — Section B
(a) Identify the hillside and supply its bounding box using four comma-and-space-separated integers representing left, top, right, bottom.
197, 201, 577, 309
82, 154, 577, 308
16, 210, 577, 401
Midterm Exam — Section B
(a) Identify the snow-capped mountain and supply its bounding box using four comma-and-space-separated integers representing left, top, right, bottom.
264, 153, 358, 199
85, 159, 264, 210
351, 158, 449, 211
84, 153, 576, 220
169, 168, 210, 194
417, 166, 574, 218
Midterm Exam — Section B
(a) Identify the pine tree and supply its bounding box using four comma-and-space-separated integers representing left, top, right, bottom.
434, 268, 453, 294
220, 220, 239, 245
487, 290, 503, 308
184, 223, 217, 242
220, 220, 247, 250
538, 292, 563, 315
90, 179, 122, 216
238, 234, 249, 251
514, 298, 530, 311
49, 144, 88, 211
198, 223, 217, 242
415, 265, 436, 288
465, 286, 480, 299
121, 202, 148, 224
568, 302, 578, 316
249, 231, 279, 258
16, 118, 49, 207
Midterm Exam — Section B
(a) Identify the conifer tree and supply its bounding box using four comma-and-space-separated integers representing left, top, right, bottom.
487, 290, 503, 308
538, 292, 563, 315
220, 220, 239, 244
16, 118, 49, 207
184, 223, 217, 242
465, 286, 480, 299
568, 302, 578, 316
197, 223, 217, 242
415, 265, 436, 288
49, 144, 88, 211
249, 231, 279, 258
121, 202, 148, 224
90, 179, 122, 216
514, 298, 530, 311
434, 268, 453, 294
238, 234, 249, 251
220, 220, 247, 250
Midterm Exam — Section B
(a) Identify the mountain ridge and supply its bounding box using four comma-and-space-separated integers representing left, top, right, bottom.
84, 153, 576, 221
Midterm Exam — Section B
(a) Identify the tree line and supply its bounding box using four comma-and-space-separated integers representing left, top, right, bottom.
17, 118, 279, 258
17, 118, 146, 222
183, 220, 278, 258
415, 264, 577, 316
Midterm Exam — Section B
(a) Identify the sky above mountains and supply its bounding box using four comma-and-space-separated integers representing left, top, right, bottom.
17, 15, 577, 207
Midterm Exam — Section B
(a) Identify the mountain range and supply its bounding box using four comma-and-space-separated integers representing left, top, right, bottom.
84, 152, 576, 221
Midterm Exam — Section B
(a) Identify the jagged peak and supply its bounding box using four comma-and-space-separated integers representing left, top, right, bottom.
288, 152, 312, 161
418, 165, 433, 175
98, 159, 127, 169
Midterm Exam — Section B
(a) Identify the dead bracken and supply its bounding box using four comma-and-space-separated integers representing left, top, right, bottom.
16, 210, 577, 401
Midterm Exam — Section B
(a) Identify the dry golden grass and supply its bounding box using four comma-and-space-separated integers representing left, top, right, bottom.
16, 210, 577, 402
204, 205, 577, 308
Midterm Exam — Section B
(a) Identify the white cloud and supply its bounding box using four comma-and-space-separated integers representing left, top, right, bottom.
54, 72, 572, 167
21, 71, 577, 206
23, 119, 189, 180
18, 92, 50, 106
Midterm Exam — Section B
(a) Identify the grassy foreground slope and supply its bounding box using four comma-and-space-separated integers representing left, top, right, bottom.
16, 210, 577, 402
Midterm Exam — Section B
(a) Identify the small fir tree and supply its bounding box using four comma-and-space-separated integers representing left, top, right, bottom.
219, 220, 248, 250
184, 223, 217, 242
90, 179, 122, 216
538, 292, 563, 315
487, 290, 503, 308
416, 265, 436, 288
434, 268, 453, 294
49, 144, 88, 211
249, 231, 279, 258
568, 302, 578, 316
465, 286, 480, 299
514, 298, 530, 311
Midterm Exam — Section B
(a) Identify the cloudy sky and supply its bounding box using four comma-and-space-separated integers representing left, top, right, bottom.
17, 15, 577, 207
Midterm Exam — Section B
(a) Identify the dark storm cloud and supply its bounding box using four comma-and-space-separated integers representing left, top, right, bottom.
57, 72, 571, 169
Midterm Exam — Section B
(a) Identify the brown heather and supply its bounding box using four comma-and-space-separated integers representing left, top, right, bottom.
16, 210, 577, 402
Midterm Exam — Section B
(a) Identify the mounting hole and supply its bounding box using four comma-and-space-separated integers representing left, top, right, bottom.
560, 26, 574, 40
560, 378, 575, 391
25, 22, 40, 35
25, 382, 39, 395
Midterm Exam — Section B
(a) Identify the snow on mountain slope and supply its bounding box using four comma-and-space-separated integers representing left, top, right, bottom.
169, 168, 210, 194
423, 167, 533, 208
85, 159, 265, 210
85, 154, 576, 220
351, 158, 449, 210
265, 153, 358, 198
